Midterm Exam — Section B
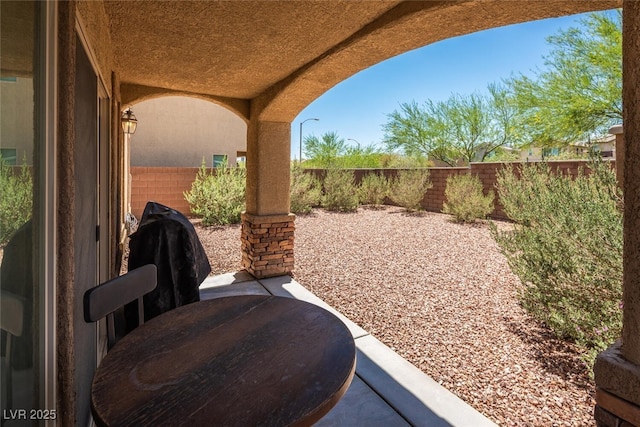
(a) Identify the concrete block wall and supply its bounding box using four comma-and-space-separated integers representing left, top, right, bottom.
306, 167, 469, 213
308, 160, 614, 219
130, 160, 615, 221
130, 167, 200, 219
423, 167, 469, 213
470, 160, 615, 219
470, 162, 506, 218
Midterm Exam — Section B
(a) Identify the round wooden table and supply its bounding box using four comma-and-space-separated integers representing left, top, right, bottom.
90, 295, 356, 427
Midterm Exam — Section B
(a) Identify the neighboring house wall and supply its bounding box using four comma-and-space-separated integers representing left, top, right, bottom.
0, 77, 34, 165
519, 134, 617, 161
130, 96, 247, 168
520, 146, 544, 162
590, 135, 616, 158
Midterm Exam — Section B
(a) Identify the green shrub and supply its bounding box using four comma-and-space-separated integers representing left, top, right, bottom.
390, 169, 432, 211
321, 169, 359, 212
290, 164, 322, 214
491, 160, 622, 369
379, 154, 433, 169
442, 174, 494, 223
184, 159, 246, 225
334, 151, 386, 169
0, 157, 32, 246
357, 173, 390, 205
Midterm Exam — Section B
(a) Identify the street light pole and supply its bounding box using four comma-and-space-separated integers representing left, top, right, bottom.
347, 138, 360, 150
299, 118, 319, 161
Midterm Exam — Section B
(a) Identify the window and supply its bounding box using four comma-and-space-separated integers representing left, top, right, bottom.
0, 148, 17, 165
1, 0, 57, 413
213, 154, 226, 168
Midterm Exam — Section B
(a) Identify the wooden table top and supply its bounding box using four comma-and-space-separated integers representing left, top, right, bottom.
91, 295, 356, 427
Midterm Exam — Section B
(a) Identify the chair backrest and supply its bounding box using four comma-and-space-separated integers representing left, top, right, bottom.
1, 290, 25, 410
83, 264, 157, 350
1, 290, 24, 338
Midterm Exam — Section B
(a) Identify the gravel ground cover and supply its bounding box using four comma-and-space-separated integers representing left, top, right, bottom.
193, 206, 595, 426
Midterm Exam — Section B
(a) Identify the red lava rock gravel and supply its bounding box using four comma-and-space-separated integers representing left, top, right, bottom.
193, 206, 596, 426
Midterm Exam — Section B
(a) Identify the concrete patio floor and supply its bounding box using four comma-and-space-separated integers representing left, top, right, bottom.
199, 272, 496, 427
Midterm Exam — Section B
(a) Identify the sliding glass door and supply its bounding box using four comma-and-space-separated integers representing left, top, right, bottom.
1, 0, 56, 420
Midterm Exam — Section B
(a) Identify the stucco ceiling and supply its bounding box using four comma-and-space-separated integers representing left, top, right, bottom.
105, 1, 401, 99
103, 0, 620, 120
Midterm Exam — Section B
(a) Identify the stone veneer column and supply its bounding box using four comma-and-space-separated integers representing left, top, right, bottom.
241, 212, 295, 278
593, 3, 640, 426
242, 119, 295, 278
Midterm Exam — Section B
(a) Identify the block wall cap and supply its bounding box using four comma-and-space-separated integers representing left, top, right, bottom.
242, 212, 296, 224
609, 124, 623, 135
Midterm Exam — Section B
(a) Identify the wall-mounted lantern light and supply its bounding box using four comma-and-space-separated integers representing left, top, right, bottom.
121, 108, 138, 134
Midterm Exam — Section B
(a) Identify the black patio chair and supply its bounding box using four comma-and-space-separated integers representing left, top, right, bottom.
1, 290, 25, 412
83, 264, 157, 350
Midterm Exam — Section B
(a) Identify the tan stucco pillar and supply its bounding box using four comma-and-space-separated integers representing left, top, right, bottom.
620, 0, 640, 368
593, 3, 640, 426
245, 120, 291, 215
241, 120, 295, 278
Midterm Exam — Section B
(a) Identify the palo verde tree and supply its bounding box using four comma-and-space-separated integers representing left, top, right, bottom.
303, 131, 347, 168
303, 131, 386, 168
506, 10, 622, 146
382, 83, 520, 166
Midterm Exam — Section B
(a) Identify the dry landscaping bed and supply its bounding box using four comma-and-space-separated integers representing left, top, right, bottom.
193, 206, 595, 426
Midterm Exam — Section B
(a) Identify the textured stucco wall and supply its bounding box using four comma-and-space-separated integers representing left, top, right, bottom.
622, 0, 640, 365
245, 120, 291, 216
56, 2, 77, 424
130, 96, 247, 168
57, 1, 119, 424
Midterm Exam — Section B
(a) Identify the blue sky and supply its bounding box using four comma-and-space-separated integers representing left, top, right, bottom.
291, 11, 606, 159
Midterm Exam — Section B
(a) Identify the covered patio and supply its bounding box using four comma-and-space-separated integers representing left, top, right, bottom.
3, 1, 639, 425
199, 271, 496, 427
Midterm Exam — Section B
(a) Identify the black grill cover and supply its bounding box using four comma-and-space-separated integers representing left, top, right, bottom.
127, 202, 211, 326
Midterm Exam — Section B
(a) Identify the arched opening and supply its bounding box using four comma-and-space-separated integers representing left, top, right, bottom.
126, 96, 247, 218
290, 10, 609, 155
254, 1, 618, 123
244, 9, 620, 425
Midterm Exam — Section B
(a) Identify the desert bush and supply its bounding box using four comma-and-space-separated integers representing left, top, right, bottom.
378, 154, 433, 168
389, 169, 432, 211
321, 169, 359, 212
491, 160, 622, 369
442, 173, 494, 222
290, 164, 322, 214
332, 152, 385, 169
357, 173, 390, 206
184, 159, 246, 225
1, 157, 32, 246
